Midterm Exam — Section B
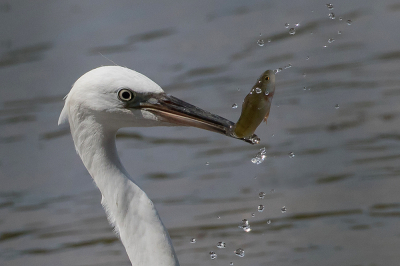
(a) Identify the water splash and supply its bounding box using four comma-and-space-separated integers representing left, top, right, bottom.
258, 205, 264, 212
326, 3, 334, 10
251, 147, 267, 164
328, 12, 335, 19
281, 206, 287, 213
328, 38, 335, 43
257, 39, 265, 47
232, 103, 238, 109
259, 192, 266, 199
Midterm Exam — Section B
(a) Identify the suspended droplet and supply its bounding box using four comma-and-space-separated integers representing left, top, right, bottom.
232, 103, 238, 109
230, 262, 233, 265
303, 86, 307, 90
250, 135, 260, 144
267, 39, 271, 43
257, 39, 265, 46
323, 45, 328, 48
338, 30, 342, 34
205, 162, 210, 166
209, 251, 217, 260
237, 88, 240, 91
255, 87, 262, 94
326, 3, 334, 10
251, 147, 267, 164
284, 23, 290, 28
251, 213, 255, 217
347, 19, 352, 25
235, 248, 245, 257
265, 91, 270, 96
190, 238, 196, 243
295, 23, 300, 27
288, 152, 295, 158
258, 205, 264, 212
303, 73, 306, 77
274, 68, 283, 74
328, 12, 335, 19
271, 189, 275, 193
217, 216, 221, 219
306, 56, 310, 60
335, 104, 339, 109
267, 219, 271, 224
289, 28, 296, 35
328, 38, 335, 43
217, 242, 226, 248
259, 191, 266, 199
339, 17, 343, 21
238, 219, 251, 232
284, 63, 292, 69
281, 206, 287, 213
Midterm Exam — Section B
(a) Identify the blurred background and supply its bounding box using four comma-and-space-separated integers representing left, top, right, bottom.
0, 0, 399, 265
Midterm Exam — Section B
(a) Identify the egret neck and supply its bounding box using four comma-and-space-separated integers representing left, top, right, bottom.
70, 115, 179, 266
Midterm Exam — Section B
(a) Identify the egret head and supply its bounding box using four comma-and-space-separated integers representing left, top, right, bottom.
59, 66, 252, 142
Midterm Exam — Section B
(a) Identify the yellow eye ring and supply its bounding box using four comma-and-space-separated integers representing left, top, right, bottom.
265, 77, 269, 81
118, 89, 135, 102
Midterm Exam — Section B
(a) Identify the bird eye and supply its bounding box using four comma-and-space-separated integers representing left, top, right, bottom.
118, 89, 135, 102
265, 77, 269, 81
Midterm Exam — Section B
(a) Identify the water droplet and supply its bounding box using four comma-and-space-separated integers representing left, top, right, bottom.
323, 45, 327, 48
265, 91, 270, 96
251, 147, 267, 164
326, 3, 334, 10
335, 104, 339, 109
237, 88, 240, 91
250, 135, 260, 144
284, 23, 290, 28
303, 86, 307, 90
284, 63, 292, 69
328, 12, 335, 19
267, 219, 271, 224
190, 238, 196, 243
303, 73, 306, 77
205, 162, 210, 166
267, 39, 271, 43
217, 216, 221, 219
281, 206, 287, 213
347, 19, 352, 25
217, 242, 226, 248
259, 192, 266, 199
255, 87, 262, 94
230, 262, 233, 265
238, 219, 251, 232
328, 38, 335, 43
232, 103, 238, 109
339, 17, 343, 21
251, 213, 255, 217
338, 30, 342, 34
209, 251, 217, 260
271, 189, 275, 193
288, 152, 295, 158
289, 28, 296, 35
257, 39, 265, 46
295, 23, 300, 27
274, 68, 283, 74
235, 248, 245, 257
306, 56, 310, 60
258, 205, 264, 212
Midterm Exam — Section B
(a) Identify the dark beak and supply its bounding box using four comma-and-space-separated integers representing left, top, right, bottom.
137, 93, 257, 144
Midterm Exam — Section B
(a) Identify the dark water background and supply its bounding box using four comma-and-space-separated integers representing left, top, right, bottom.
1, 1, 399, 265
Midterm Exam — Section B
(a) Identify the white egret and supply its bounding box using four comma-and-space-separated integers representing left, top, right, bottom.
59, 66, 252, 266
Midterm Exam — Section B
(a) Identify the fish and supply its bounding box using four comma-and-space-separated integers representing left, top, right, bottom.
233, 70, 276, 138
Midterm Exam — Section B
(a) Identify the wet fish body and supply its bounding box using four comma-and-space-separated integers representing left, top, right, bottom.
234, 70, 276, 138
